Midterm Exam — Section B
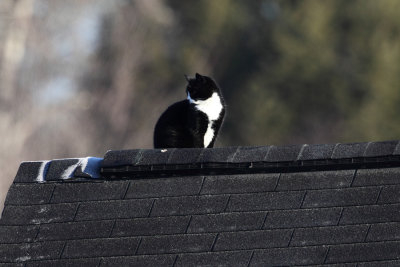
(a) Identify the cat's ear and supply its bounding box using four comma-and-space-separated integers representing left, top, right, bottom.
196, 73, 206, 83
184, 74, 190, 82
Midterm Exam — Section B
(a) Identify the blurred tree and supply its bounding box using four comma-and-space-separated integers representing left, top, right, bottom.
346, 0, 400, 141
81, 0, 182, 153
82, 0, 400, 147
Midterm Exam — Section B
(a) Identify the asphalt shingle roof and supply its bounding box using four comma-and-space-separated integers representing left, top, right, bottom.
1, 140, 400, 266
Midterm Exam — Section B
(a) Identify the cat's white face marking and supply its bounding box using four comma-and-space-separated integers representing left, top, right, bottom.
187, 92, 223, 147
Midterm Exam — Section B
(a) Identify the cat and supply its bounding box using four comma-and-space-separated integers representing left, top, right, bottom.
154, 73, 225, 148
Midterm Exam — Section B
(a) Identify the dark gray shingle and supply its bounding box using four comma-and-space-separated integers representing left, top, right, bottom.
290, 225, 368, 246
231, 146, 269, 163
176, 251, 251, 266
250, 246, 328, 266
298, 144, 336, 160
264, 144, 303, 162
111, 216, 190, 237
200, 173, 279, 195
276, 170, 355, 191
332, 142, 369, 159
354, 168, 400, 186
125, 176, 203, 198
100, 255, 176, 267
263, 207, 342, 229
364, 141, 398, 157
37, 220, 114, 241
0, 225, 38, 243
187, 212, 266, 233
377, 185, 400, 204
62, 237, 140, 258
5, 184, 54, 205
366, 222, 400, 242
226, 191, 305, 212
167, 148, 203, 164
326, 241, 400, 263
214, 229, 292, 250
138, 149, 175, 165
13, 161, 48, 183
75, 199, 153, 221
27, 259, 101, 267
302, 187, 380, 208
198, 147, 238, 163
0, 203, 78, 225
175, 251, 252, 267
0, 241, 64, 263
150, 195, 228, 216
51, 181, 127, 203
340, 204, 400, 225
137, 233, 215, 255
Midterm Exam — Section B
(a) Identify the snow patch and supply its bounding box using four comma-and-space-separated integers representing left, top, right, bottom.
30, 156, 103, 183
62, 157, 102, 179
36, 160, 50, 183
82, 157, 103, 178
61, 159, 82, 179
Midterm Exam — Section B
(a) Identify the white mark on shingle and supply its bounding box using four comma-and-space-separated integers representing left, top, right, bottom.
36, 160, 51, 183
161, 149, 168, 152
30, 217, 57, 224
21, 244, 31, 250
38, 207, 48, 213
30, 219, 40, 224
61, 157, 103, 179
16, 256, 31, 262
297, 144, 308, 161
62, 159, 83, 179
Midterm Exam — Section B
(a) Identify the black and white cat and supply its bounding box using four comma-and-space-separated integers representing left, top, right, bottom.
154, 73, 225, 148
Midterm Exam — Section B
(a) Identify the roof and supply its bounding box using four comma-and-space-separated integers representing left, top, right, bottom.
1, 140, 400, 266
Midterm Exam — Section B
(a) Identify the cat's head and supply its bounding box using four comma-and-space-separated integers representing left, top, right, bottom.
185, 73, 220, 101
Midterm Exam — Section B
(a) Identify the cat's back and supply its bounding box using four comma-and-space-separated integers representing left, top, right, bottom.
154, 100, 192, 148
155, 100, 190, 126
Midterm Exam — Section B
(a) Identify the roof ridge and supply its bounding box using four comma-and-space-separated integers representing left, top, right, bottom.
11, 140, 400, 183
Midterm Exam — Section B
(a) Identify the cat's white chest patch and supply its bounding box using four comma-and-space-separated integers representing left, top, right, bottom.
187, 92, 223, 147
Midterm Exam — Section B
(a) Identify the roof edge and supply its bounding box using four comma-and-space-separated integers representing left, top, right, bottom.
12, 140, 400, 182
102, 155, 400, 179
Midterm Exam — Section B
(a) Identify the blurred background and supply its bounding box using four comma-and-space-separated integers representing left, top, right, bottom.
2, 0, 400, 208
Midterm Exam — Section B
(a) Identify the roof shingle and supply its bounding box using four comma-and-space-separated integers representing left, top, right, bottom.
2, 140, 400, 265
